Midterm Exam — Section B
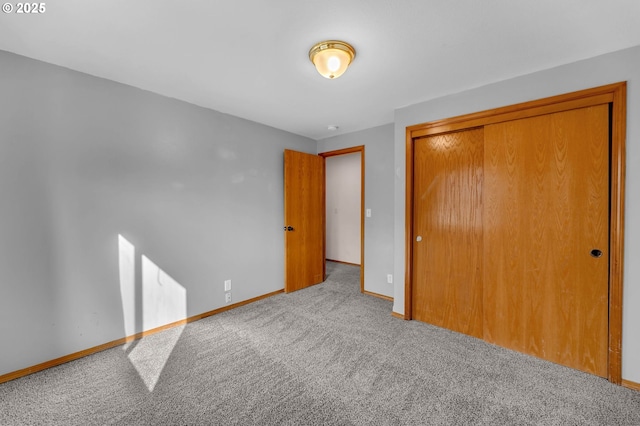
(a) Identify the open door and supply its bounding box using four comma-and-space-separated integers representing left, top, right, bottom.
284, 149, 325, 292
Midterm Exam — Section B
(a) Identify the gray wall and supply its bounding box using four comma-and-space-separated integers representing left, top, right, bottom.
393, 45, 640, 382
0, 51, 316, 376
318, 124, 395, 298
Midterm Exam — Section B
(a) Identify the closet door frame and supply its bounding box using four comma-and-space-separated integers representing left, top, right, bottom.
404, 82, 626, 384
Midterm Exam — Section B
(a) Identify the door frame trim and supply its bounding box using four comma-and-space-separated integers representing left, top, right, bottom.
404, 82, 626, 384
320, 145, 365, 293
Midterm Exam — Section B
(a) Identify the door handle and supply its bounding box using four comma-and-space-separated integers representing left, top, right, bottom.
283, 226, 294, 231
590, 249, 603, 258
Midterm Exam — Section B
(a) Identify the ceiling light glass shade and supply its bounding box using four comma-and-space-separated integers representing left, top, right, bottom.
309, 40, 356, 79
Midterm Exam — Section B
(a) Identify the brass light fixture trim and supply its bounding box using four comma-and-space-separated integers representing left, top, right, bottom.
308, 40, 356, 79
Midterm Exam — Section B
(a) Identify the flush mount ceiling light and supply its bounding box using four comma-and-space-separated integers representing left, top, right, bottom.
309, 40, 356, 79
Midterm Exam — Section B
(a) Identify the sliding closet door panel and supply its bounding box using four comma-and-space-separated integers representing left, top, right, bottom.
483, 105, 609, 377
412, 128, 484, 338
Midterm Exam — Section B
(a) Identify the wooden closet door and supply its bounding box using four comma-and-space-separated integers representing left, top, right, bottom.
483, 105, 609, 377
412, 128, 484, 338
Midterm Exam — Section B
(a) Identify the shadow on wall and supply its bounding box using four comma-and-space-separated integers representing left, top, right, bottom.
117, 234, 187, 392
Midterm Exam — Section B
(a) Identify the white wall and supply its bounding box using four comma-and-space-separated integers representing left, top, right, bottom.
0, 50, 316, 377
393, 45, 640, 382
318, 124, 395, 298
325, 153, 361, 264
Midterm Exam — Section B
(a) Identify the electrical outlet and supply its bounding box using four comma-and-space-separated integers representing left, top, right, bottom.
224, 279, 232, 292
225, 292, 232, 304
387, 274, 393, 284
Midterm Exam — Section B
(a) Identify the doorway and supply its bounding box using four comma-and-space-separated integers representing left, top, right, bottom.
320, 146, 365, 292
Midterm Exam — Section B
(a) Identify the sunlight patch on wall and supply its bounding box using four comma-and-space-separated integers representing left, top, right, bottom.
141, 255, 187, 330
117, 235, 188, 392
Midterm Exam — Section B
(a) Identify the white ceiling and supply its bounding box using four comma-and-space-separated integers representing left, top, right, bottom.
1, 0, 640, 140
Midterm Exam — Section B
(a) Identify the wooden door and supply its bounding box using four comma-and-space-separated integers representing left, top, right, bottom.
412, 128, 484, 338
483, 105, 610, 377
284, 149, 325, 293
